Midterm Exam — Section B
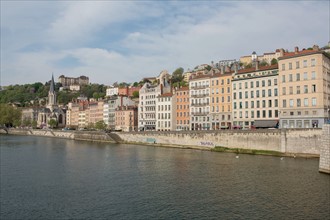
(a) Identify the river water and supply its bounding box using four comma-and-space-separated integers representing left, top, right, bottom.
0, 135, 329, 219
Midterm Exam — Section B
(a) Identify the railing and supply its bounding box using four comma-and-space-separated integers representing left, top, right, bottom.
191, 111, 210, 116
191, 102, 210, 107
191, 93, 209, 98
190, 85, 208, 90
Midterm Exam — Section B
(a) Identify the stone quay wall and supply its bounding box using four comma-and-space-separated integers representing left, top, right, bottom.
319, 125, 330, 174
117, 128, 323, 156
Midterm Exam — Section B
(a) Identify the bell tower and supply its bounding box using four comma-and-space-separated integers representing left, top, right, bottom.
48, 74, 57, 109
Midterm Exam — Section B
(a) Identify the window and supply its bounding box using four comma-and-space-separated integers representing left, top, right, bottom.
296, 61, 300, 69
282, 75, 286, 83
296, 86, 300, 94
283, 100, 287, 107
245, 82, 248, 89
311, 71, 316, 80
289, 74, 293, 82
311, 58, 316, 67
245, 101, 248, 108
303, 60, 307, 67
289, 86, 293, 95
274, 79, 278, 85
250, 82, 254, 88
282, 87, 286, 95
304, 98, 308, 106
251, 91, 254, 98
275, 110, 278, 117
262, 100, 266, 108
245, 91, 248, 98
268, 80, 272, 86
296, 73, 300, 81
312, 98, 316, 106
256, 81, 260, 87
268, 89, 272, 97
262, 80, 265, 87
239, 92, 242, 99
312, 84, 316, 93
251, 101, 254, 108
282, 64, 285, 70
233, 83, 236, 90
257, 111, 260, 118
269, 110, 272, 118
234, 102, 237, 109
275, 99, 278, 107
303, 72, 308, 80
256, 90, 260, 98
251, 111, 254, 118
297, 99, 301, 107
257, 101, 260, 108
274, 88, 278, 96
239, 83, 242, 89
262, 90, 265, 97
245, 111, 248, 118
289, 63, 292, 70
227, 87, 230, 93
262, 110, 266, 118
304, 85, 308, 93
289, 99, 294, 107
268, 100, 272, 107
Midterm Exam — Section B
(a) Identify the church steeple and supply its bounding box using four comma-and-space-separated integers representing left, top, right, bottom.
48, 73, 57, 109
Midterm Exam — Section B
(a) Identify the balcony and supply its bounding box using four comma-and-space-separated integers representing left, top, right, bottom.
191, 102, 210, 107
190, 85, 208, 90
191, 111, 210, 116
191, 93, 209, 98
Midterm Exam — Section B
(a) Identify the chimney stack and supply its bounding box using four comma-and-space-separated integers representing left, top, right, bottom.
221, 65, 225, 75
294, 46, 299, 54
255, 60, 259, 71
234, 63, 238, 74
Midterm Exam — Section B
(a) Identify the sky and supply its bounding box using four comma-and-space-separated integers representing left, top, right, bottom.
1, 1, 329, 86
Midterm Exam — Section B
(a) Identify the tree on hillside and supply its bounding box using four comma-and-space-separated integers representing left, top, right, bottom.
132, 91, 139, 98
171, 67, 184, 84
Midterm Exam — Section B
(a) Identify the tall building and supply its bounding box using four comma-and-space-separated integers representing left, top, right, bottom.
189, 74, 211, 130
232, 64, 279, 129
174, 87, 190, 130
156, 93, 175, 131
138, 70, 171, 131
210, 67, 233, 129
115, 105, 138, 132
278, 46, 330, 128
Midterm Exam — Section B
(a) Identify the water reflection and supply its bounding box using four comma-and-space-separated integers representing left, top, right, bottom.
0, 135, 329, 219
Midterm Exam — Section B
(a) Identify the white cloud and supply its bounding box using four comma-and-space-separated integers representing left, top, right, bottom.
1, 1, 329, 86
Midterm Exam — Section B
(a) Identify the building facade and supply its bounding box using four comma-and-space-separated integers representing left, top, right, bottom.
210, 68, 233, 129
278, 46, 330, 128
189, 74, 211, 130
115, 106, 138, 132
156, 93, 175, 131
232, 64, 279, 129
58, 75, 89, 87
174, 87, 190, 130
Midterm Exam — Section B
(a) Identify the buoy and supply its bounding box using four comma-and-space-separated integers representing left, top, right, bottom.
236, 155, 239, 159
280, 157, 284, 160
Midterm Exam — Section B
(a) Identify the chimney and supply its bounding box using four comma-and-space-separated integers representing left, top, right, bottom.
120, 95, 123, 107
234, 63, 238, 74
221, 65, 225, 75
255, 60, 259, 71
294, 46, 299, 54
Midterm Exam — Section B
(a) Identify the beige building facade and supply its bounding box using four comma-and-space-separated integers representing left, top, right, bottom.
115, 106, 138, 132
232, 64, 279, 129
278, 46, 330, 128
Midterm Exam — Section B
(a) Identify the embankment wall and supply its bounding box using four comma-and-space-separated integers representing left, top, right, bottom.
319, 125, 330, 174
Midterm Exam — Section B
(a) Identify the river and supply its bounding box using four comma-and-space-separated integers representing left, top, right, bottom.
1, 135, 329, 219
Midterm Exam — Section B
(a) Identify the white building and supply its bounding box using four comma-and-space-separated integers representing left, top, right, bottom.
156, 93, 176, 131
138, 70, 171, 131
189, 74, 211, 130
106, 86, 119, 97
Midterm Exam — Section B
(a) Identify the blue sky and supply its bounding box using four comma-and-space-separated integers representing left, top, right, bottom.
1, 1, 329, 86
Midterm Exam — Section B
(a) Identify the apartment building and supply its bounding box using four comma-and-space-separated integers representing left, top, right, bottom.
210, 67, 233, 129
156, 93, 175, 131
138, 70, 171, 131
189, 74, 211, 130
278, 46, 330, 128
174, 87, 190, 130
66, 97, 88, 128
232, 64, 279, 129
115, 105, 138, 132
58, 75, 89, 88
103, 96, 135, 130
88, 99, 104, 125
106, 86, 119, 97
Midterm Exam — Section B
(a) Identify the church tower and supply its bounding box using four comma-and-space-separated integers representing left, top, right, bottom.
48, 74, 57, 109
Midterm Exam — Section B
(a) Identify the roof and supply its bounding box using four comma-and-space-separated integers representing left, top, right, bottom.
158, 93, 172, 97
278, 49, 324, 60
235, 64, 278, 75
49, 74, 55, 93
175, 86, 189, 91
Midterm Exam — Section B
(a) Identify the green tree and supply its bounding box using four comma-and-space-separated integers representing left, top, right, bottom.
271, 58, 278, 65
32, 120, 38, 129
171, 67, 184, 84
0, 104, 21, 127
132, 91, 139, 98
48, 119, 57, 129
259, 61, 268, 67
22, 118, 32, 127
95, 120, 106, 130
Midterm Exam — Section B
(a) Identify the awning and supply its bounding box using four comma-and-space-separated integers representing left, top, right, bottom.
254, 120, 279, 128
